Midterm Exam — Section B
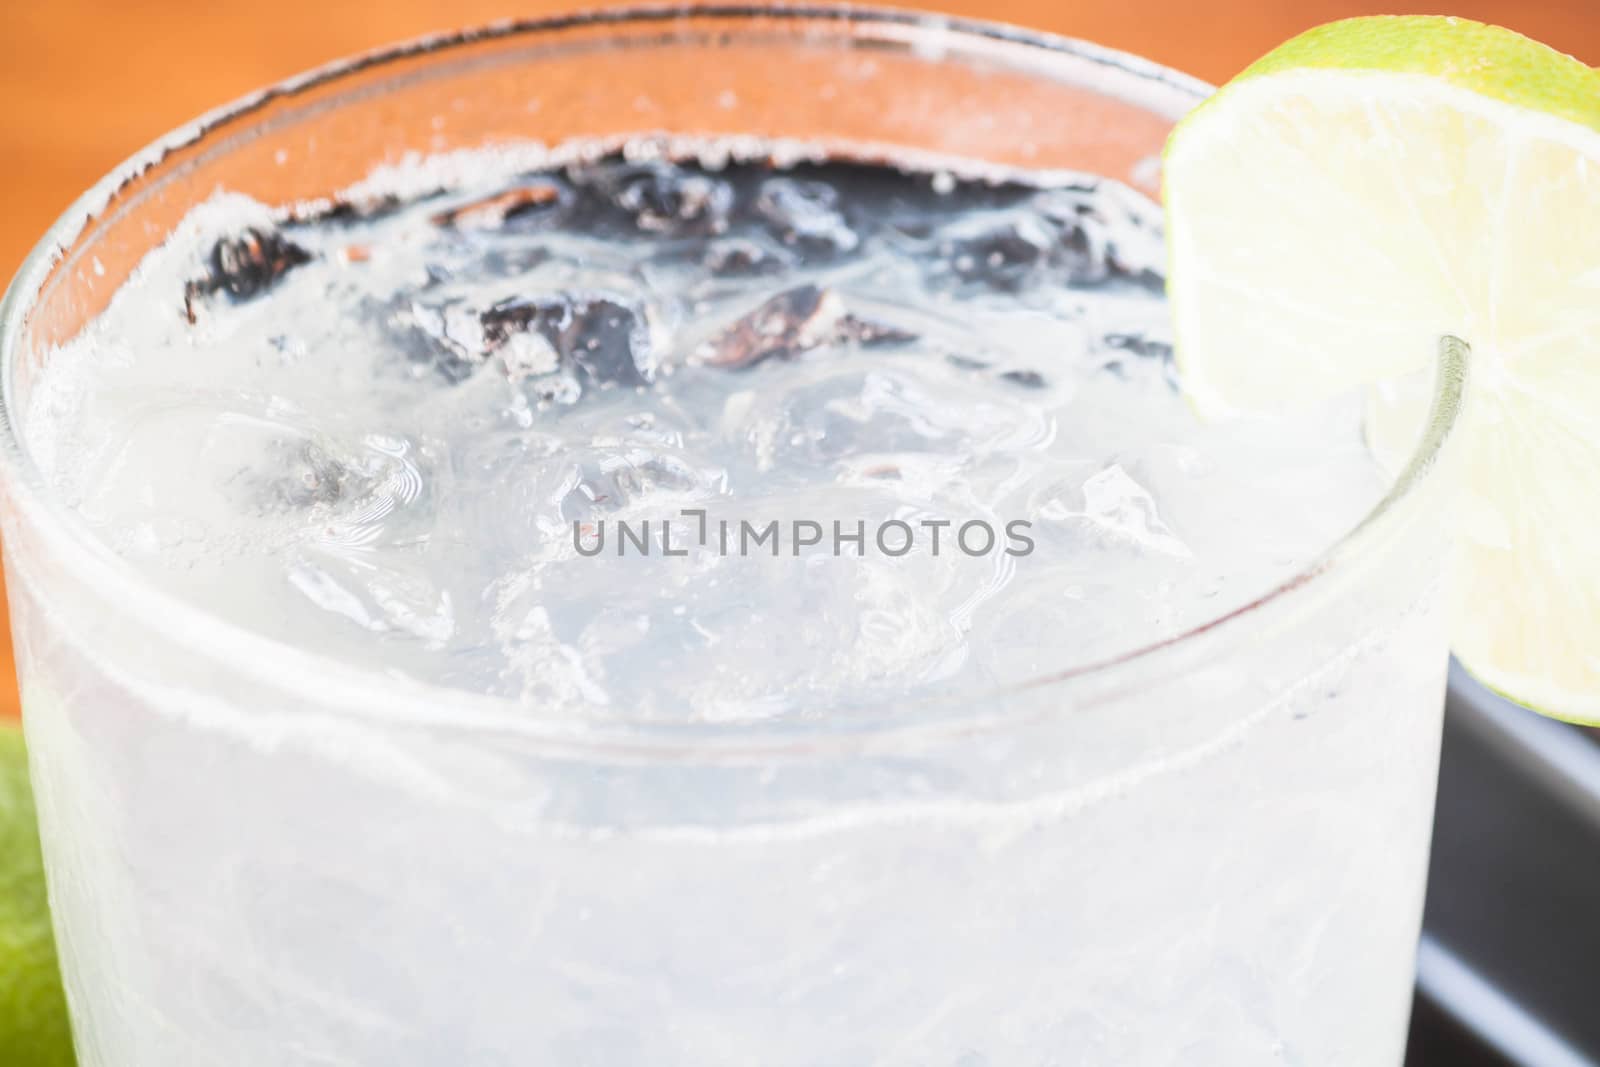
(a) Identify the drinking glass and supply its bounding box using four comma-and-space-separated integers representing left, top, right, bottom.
0, 8, 1466, 1064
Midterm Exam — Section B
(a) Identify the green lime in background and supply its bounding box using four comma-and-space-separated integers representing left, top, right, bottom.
0, 725, 75, 1066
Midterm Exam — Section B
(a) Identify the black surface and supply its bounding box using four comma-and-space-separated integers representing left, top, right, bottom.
1403, 672, 1600, 1066
1428, 701, 1600, 1048
1407, 992, 1517, 1067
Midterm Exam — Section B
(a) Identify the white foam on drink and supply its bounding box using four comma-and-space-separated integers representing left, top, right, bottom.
25, 142, 1385, 723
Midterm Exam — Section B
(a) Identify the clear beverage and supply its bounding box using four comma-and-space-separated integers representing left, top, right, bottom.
0, 11, 1465, 1066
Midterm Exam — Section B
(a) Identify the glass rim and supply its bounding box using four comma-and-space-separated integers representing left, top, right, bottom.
0, 4, 1469, 759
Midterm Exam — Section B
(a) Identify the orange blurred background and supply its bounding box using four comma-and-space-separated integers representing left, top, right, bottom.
2, 0, 1597, 722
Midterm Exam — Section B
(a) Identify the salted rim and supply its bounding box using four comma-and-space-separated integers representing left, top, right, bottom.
0, 5, 1468, 760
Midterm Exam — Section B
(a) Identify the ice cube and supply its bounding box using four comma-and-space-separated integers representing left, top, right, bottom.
753, 177, 860, 254
481, 293, 657, 387
285, 549, 455, 647
1035, 183, 1165, 285
1029, 188, 1113, 285
406, 298, 493, 384
1051, 464, 1192, 559
558, 296, 658, 387
933, 211, 1055, 290
183, 228, 313, 321
697, 285, 847, 369
584, 161, 734, 234
497, 330, 562, 381
557, 448, 726, 521
696, 283, 918, 370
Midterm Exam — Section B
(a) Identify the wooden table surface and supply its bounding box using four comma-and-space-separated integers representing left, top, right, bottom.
2, 0, 1597, 721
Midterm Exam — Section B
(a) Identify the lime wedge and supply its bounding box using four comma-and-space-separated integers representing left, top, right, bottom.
0, 726, 75, 1066
1164, 15, 1600, 722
